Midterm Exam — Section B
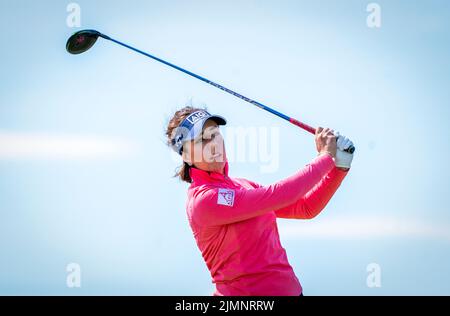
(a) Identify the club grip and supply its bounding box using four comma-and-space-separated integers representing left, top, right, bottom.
346, 145, 356, 154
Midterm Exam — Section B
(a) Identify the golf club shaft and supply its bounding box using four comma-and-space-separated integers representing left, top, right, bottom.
100, 33, 355, 153
101, 34, 316, 133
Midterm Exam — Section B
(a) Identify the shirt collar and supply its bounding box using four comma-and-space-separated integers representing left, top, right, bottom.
189, 160, 229, 185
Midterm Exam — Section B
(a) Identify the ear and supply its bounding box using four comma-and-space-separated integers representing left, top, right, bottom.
181, 146, 193, 166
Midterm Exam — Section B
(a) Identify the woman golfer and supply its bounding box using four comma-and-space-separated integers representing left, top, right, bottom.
166, 106, 354, 296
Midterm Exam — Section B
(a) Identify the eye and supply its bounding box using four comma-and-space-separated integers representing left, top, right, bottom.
201, 127, 220, 142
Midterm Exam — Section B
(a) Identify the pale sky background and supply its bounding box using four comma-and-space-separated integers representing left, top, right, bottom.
0, 0, 449, 295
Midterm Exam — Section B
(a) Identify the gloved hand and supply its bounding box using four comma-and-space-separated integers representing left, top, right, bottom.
334, 131, 354, 169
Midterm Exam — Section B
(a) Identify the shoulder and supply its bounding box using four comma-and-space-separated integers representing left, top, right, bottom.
186, 184, 224, 226
233, 177, 262, 189
187, 184, 218, 211
188, 183, 216, 198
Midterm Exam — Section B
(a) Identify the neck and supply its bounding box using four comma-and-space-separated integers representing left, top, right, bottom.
192, 163, 226, 175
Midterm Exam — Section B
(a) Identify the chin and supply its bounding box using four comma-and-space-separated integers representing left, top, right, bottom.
210, 160, 226, 172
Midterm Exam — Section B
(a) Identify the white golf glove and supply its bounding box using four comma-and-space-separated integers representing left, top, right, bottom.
334, 131, 354, 169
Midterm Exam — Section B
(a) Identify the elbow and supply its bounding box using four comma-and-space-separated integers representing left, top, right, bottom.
304, 212, 318, 220
302, 205, 323, 220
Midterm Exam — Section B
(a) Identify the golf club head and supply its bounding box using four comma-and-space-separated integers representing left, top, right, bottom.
66, 30, 103, 54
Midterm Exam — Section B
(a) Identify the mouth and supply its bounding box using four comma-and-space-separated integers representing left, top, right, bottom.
210, 153, 223, 161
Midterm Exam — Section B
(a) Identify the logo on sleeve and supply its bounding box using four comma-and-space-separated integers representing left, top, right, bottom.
217, 188, 235, 207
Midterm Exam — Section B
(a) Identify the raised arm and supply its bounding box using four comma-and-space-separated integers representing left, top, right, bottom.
189, 153, 335, 226
274, 166, 349, 219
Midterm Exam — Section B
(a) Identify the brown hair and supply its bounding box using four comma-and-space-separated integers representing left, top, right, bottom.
165, 105, 206, 183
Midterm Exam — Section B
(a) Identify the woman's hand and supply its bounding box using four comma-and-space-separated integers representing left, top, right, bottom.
315, 127, 337, 159
334, 131, 354, 170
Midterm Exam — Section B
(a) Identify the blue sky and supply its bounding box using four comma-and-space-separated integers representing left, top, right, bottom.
0, 0, 449, 295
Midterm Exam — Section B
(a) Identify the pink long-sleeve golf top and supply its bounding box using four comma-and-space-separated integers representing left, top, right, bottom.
186, 153, 349, 296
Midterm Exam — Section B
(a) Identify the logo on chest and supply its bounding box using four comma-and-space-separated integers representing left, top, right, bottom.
217, 188, 235, 207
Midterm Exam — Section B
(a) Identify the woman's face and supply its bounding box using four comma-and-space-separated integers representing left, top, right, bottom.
182, 119, 227, 174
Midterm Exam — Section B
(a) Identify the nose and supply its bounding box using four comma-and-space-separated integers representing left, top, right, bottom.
210, 137, 223, 156
211, 139, 217, 154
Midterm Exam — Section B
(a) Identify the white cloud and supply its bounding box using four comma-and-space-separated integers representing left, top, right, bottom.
278, 215, 450, 242
0, 131, 139, 160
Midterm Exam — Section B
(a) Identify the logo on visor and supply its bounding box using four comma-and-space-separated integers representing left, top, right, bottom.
217, 188, 235, 207
186, 111, 209, 125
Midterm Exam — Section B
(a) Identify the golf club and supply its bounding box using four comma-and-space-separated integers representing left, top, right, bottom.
66, 29, 355, 154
